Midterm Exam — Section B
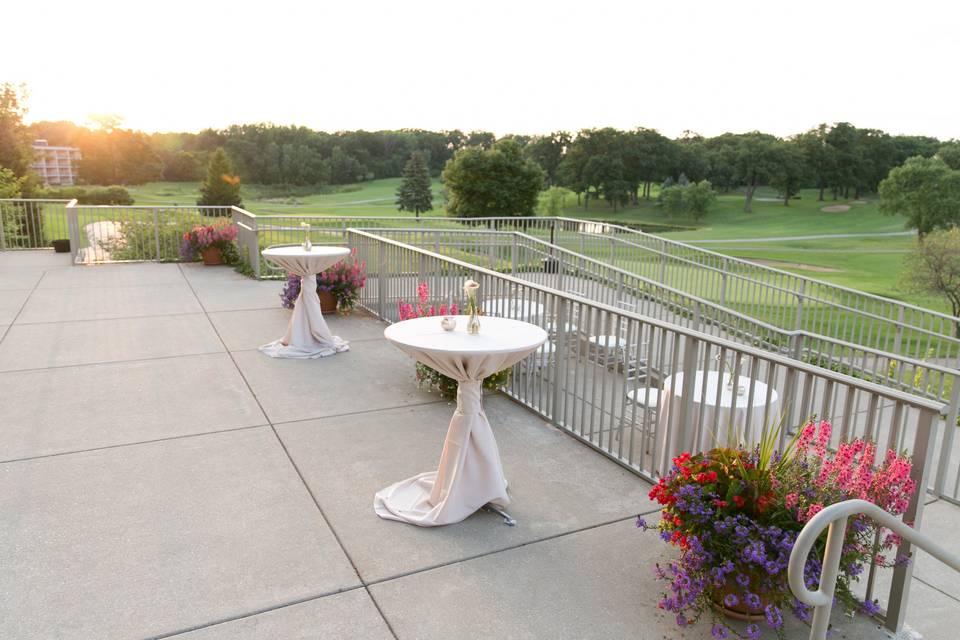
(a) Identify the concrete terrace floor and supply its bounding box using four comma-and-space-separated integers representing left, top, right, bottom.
0, 250, 957, 640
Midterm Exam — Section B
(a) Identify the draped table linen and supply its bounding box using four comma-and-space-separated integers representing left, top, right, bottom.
657, 370, 779, 460
376, 315, 547, 527
260, 245, 351, 359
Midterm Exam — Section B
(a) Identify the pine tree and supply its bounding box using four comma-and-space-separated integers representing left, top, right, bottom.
197, 148, 242, 210
396, 151, 433, 218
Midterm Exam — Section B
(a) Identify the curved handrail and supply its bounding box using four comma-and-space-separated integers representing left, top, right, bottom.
788, 499, 960, 640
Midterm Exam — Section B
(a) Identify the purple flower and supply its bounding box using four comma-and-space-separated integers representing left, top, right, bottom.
723, 593, 739, 607
764, 604, 783, 629
861, 599, 881, 616
745, 623, 761, 640
636, 516, 647, 530
744, 592, 761, 609
711, 623, 729, 639
735, 573, 750, 587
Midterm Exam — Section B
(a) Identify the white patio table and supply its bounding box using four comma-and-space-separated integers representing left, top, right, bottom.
260, 245, 351, 359
657, 370, 779, 457
481, 297, 545, 322
375, 315, 547, 527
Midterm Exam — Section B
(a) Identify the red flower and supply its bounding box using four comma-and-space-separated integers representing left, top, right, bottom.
732, 495, 746, 508
707, 470, 718, 482
713, 499, 727, 508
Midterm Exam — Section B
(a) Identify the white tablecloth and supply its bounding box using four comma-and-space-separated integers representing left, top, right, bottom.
481, 298, 545, 322
259, 245, 351, 359
657, 370, 779, 458
376, 315, 547, 526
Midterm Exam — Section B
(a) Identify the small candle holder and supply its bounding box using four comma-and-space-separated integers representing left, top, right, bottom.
441, 316, 456, 331
300, 221, 312, 251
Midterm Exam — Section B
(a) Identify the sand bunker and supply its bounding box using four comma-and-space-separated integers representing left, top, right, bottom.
820, 205, 851, 212
747, 258, 840, 273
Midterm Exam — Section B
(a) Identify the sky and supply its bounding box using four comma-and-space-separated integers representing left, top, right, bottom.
4, 0, 958, 139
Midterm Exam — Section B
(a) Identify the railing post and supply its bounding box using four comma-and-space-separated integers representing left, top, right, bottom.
658, 252, 667, 285
552, 297, 569, 422
0, 201, 6, 250
795, 279, 806, 330
894, 306, 905, 354
66, 200, 80, 265
885, 407, 937, 633
672, 334, 701, 459
933, 382, 960, 497
377, 241, 387, 320
152, 208, 161, 261
511, 234, 517, 276
719, 258, 728, 306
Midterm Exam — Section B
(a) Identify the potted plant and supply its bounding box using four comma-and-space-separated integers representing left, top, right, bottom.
279, 249, 367, 315
179, 222, 239, 265
638, 419, 916, 639
396, 282, 510, 399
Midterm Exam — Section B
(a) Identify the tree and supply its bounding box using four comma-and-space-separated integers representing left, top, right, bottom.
658, 180, 715, 220
796, 125, 835, 201
525, 132, 570, 185
441, 139, 545, 218
900, 227, 960, 336
879, 156, 960, 239
539, 186, 573, 216
396, 151, 433, 218
0, 166, 23, 198
730, 133, 781, 212
769, 142, 807, 206
197, 148, 242, 209
937, 142, 960, 170
0, 83, 32, 177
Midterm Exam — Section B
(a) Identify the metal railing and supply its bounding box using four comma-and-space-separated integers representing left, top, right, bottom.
64, 202, 233, 264
549, 217, 960, 368
347, 227, 943, 629
361, 226, 960, 502
0, 198, 71, 249
789, 499, 960, 638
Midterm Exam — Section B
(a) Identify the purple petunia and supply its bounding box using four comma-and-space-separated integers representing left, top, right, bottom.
744, 592, 762, 609
711, 624, 729, 639
745, 623, 761, 640
723, 593, 739, 607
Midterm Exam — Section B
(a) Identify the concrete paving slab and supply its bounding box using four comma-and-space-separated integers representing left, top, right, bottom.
0, 313, 224, 371
190, 280, 286, 312
0, 251, 72, 267
232, 340, 434, 423
180, 262, 253, 284
0, 288, 30, 324
278, 395, 656, 582
208, 308, 386, 352
910, 500, 960, 599
0, 428, 361, 640
0, 352, 265, 460
370, 519, 885, 640
0, 266, 46, 290
15, 281, 202, 323
168, 590, 393, 640
36, 262, 186, 289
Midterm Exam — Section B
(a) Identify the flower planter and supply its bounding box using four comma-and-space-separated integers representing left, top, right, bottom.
318, 290, 337, 314
712, 581, 768, 621
52, 239, 71, 253
201, 246, 223, 265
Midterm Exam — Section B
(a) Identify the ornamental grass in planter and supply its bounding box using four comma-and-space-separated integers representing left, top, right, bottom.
638, 419, 916, 639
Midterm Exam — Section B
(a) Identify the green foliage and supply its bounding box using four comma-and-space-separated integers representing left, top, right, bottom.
659, 180, 716, 220
0, 83, 32, 177
937, 142, 960, 171
728, 132, 781, 212
41, 185, 133, 205
879, 156, 960, 237
0, 166, 23, 198
197, 148, 242, 209
395, 151, 433, 217
900, 228, 960, 334
769, 142, 808, 205
442, 139, 545, 218
539, 186, 573, 216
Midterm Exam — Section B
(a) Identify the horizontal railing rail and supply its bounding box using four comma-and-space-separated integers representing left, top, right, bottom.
347, 226, 942, 637
789, 499, 960, 637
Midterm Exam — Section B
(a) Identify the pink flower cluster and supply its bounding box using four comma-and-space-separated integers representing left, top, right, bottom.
182, 222, 237, 249
398, 282, 459, 320
793, 420, 916, 518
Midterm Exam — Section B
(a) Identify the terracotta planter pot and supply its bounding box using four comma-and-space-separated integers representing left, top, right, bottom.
52, 239, 71, 253
712, 579, 768, 621
318, 290, 338, 314
201, 246, 222, 265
